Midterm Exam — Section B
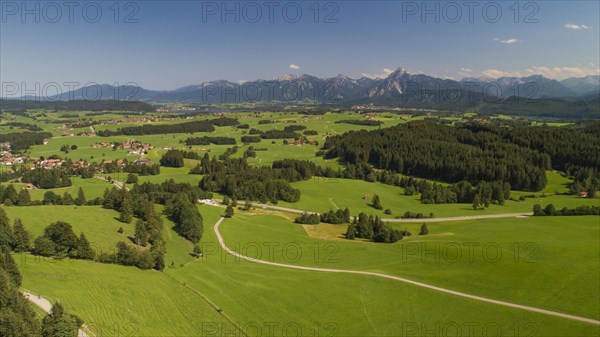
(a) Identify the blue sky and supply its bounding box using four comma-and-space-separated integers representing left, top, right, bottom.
1, 0, 599, 91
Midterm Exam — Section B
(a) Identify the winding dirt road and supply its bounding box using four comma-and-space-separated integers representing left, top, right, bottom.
215, 199, 534, 222
213, 217, 600, 326
22, 291, 91, 337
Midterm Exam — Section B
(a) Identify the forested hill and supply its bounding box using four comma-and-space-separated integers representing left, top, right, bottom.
322, 121, 600, 191
0, 100, 156, 112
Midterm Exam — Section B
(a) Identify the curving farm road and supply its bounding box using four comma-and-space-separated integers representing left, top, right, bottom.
212, 199, 533, 222
213, 217, 600, 326
22, 291, 91, 337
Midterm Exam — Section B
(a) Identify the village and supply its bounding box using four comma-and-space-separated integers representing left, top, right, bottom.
92, 140, 155, 156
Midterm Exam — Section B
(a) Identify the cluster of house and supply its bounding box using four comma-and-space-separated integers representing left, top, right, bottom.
0, 155, 66, 169
288, 136, 318, 146
100, 159, 124, 167
56, 125, 73, 132
0, 151, 25, 166
99, 117, 157, 125
123, 141, 154, 156
91, 141, 154, 156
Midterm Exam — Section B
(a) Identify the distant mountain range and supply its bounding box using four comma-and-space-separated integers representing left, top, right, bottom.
11, 67, 600, 104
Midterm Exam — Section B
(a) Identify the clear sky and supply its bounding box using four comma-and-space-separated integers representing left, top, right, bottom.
1, 0, 599, 91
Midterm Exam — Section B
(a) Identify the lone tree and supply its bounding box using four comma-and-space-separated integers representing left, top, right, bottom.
134, 220, 149, 246
224, 205, 235, 218
544, 204, 556, 216
419, 223, 429, 236
62, 192, 74, 205
0, 208, 12, 249
126, 173, 139, 184
75, 187, 86, 206
533, 204, 543, 216
372, 194, 383, 210
17, 189, 31, 206
345, 223, 357, 240
586, 187, 596, 199
11, 218, 31, 253
42, 302, 82, 337
77, 233, 95, 260
222, 196, 230, 205
119, 195, 133, 223
193, 245, 202, 257
472, 194, 482, 210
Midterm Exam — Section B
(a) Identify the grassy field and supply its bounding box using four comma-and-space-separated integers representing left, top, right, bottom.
217, 211, 600, 321
278, 176, 597, 218
21, 111, 407, 167
165, 207, 600, 336
5, 109, 600, 336
4, 205, 133, 253
16, 257, 235, 336
543, 171, 572, 194
22, 177, 115, 201
12, 203, 600, 336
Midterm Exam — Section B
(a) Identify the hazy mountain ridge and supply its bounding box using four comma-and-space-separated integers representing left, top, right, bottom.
11, 68, 600, 104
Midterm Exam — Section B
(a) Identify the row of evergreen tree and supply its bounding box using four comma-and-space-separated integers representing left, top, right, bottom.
0, 185, 93, 207
21, 168, 72, 189
345, 213, 404, 243
294, 208, 351, 225
184, 136, 236, 145
101, 187, 166, 270
196, 156, 302, 203
0, 131, 52, 152
97, 120, 215, 137
97, 117, 240, 137
321, 121, 561, 191
102, 160, 161, 176
533, 204, 600, 216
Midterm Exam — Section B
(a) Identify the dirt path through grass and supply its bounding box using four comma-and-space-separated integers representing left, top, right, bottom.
22, 291, 92, 337
213, 217, 600, 326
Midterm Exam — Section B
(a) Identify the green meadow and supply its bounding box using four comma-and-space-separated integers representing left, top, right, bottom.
12, 204, 599, 336
16, 257, 234, 336
279, 176, 597, 218
218, 212, 600, 320
4, 205, 133, 253
3, 109, 599, 336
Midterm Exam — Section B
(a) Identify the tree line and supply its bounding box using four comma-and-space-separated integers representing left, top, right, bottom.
272, 159, 512, 206
21, 168, 72, 189
533, 204, 600, 216
97, 120, 215, 136
345, 213, 404, 243
184, 136, 236, 145
197, 156, 301, 203
0, 99, 155, 112
101, 187, 166, 270
0, 132, 52, 152
97, 117, 240, 137
335, 119, 383, 126
294, 208, 351, 225
322, 121, 555, 191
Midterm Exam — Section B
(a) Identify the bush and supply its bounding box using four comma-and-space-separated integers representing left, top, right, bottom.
295, 212, 320, 224
126, 173, 139, 184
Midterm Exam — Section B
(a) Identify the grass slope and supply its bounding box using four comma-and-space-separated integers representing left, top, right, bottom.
218, 212, 600, 321
16, 258, 233, 336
